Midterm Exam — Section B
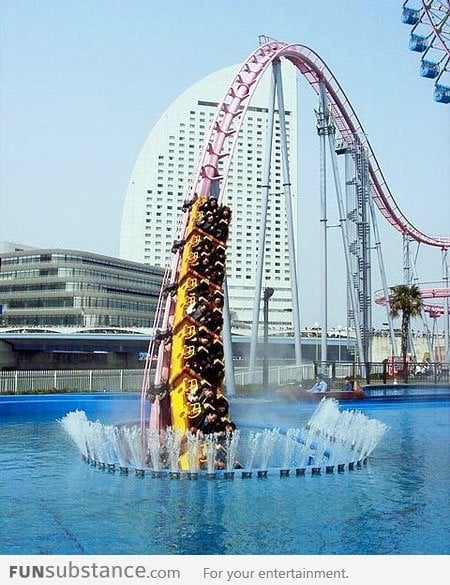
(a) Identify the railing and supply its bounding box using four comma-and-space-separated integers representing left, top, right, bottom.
311, 360, 450, 386
237, 360, 450, 387
363, 384, 450, 399
234, 363, 315, 387
0, 360, 447, 395
0, 369, 147, 394
0, 364, 316, 395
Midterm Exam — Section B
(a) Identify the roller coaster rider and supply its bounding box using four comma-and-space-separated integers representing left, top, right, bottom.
186, 379, 233, 436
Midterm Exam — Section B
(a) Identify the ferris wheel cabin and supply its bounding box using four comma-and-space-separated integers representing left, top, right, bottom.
402, 7, 421, 26
433, 83, 450, 103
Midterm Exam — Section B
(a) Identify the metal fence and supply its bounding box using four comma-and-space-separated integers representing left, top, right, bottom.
233, 363, 315, 387
364, 384, 450, 399
0, 369, 146, 394
310, 360, 450, 385
0, 360, 447, 395
0, 364, 316, 395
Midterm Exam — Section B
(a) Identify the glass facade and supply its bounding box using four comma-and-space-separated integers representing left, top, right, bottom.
0, 248, 164, 329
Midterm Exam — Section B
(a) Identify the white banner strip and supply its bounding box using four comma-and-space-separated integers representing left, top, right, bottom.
0, 555, 447, 585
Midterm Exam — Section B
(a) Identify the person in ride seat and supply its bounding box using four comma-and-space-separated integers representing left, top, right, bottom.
219, 207, 231, 222
199, 197, 219, 214
202, 359, 225, 386
309, 374, 328, 393
213, 393, 229, 418
186, 300, 208, 322
199, 387, 216, 412
197, 212, 215, 233
342, 377, 353, 392
200, 412, 219, 435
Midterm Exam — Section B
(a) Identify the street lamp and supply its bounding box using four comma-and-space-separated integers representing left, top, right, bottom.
263, 287, 275, 394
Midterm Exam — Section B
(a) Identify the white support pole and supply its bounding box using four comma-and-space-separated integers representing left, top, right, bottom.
409, 243, 434, 360
317, 84, 328, 372
442, 249, 449, 364
249, 65, 277, 373
403, 234, 412, 285
273, 59, 302, 365
368, 195, 398, 356
296, 86, 302, 349
403, 234, 415, 358
223, 277, 236, 396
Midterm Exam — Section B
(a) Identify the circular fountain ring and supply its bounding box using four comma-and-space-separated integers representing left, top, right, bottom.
61, 398, 387, 480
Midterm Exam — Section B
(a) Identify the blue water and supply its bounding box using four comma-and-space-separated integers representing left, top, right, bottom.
0, 393, 449, 555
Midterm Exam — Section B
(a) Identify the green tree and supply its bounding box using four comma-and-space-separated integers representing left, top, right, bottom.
389, 284, 423, 381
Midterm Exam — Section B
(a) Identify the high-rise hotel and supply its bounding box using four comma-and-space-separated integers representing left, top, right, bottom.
120, 62, 298, 332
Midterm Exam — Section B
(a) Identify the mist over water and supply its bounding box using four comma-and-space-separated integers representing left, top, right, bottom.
61, 398, 387, 474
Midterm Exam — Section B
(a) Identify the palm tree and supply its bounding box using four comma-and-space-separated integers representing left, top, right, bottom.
389, 284, 423, 382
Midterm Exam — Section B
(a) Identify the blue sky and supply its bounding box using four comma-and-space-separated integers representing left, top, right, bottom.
1, 0, 449, 326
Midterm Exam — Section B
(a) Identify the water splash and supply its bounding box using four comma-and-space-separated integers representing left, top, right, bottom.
186, 432, 201, 473
147, 430, 161, 472
243, 431, 260, 472
165, 427, 183, 472
258, 428, 280, 471
204, 434, 218, 474
61, 397, 387, 476
60, 410, 89, 459
225, 430, 240, 471
121, 425, 145, 469
281, 428, 300, 470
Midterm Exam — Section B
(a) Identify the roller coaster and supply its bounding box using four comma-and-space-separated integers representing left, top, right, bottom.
140, 37, 450, 439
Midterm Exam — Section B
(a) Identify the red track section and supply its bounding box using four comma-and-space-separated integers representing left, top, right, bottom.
188, 39, 450, 249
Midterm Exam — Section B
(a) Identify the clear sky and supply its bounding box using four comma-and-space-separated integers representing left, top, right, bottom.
1, 0, 449, 327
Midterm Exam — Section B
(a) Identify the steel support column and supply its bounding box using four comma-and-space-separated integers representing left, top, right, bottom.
273, 59, 302, 365
223, 277, 236, 396
443, 249, 449, 363
403, 234, 412, 285
248, 65, 277, 373
368, 195, 398, 356
316, 84, 329, 372
321, 108, 366, 374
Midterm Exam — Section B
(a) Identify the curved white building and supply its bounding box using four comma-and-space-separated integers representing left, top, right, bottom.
120, 62, 298, 331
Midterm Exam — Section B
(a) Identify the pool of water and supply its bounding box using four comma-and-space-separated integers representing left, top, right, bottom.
0, 393, 449, 555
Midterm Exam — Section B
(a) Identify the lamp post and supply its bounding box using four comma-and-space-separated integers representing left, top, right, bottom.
263, 287, 274, 394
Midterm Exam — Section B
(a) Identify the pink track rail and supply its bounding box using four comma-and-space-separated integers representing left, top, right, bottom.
375, 286, 450, 316
191, 38, 450, 249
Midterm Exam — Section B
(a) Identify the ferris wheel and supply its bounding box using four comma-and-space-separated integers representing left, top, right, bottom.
402, 0, 450, 103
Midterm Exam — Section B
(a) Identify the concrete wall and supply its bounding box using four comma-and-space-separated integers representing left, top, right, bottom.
371, 335, 446, 362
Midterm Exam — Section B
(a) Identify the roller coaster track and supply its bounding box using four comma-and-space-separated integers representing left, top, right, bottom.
375, 285, 450, 316
192, 38, 450, 249
144, 38, 450, 435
